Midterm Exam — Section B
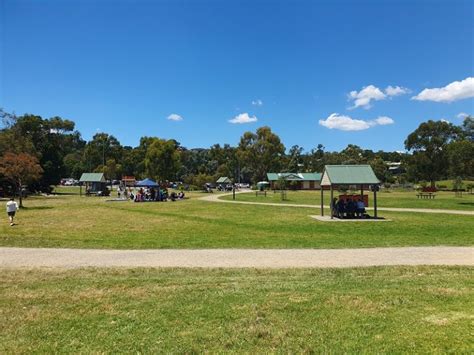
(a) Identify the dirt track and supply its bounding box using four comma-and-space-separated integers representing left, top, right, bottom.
1, 247, 472, 268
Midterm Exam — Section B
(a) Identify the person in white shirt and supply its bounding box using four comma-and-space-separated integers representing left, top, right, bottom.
6, 197, 19, 226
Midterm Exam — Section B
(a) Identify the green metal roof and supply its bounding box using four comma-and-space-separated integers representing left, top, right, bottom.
266, 172, 322, 181
321, 165, 380, 186
216, 176, 231, 183
79, 173, 106, 182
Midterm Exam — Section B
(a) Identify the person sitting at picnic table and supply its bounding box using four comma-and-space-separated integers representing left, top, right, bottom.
331, 198, 338, 218
336, 197, 346, 219
178, 191, 185, 199
356, 199, 366, 218
162, 187, 168, 200
346, 198, 356, 219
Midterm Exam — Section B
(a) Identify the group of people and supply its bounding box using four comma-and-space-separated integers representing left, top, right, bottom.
331, 196, 366, 219
118, 186, 185, 202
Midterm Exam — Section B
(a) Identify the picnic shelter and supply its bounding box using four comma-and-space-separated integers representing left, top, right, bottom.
79, 173, 107, 196
320, 165, 381, 219
216, 177, 232, 184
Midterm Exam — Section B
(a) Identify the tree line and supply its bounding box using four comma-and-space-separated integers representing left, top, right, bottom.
0, 109, 473, 198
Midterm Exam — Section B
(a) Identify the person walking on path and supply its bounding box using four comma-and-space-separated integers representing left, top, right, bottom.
6, 197, 19, 226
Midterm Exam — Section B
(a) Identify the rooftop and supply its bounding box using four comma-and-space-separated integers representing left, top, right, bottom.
267, 172, 322, 181
321, 165, 380, 186
79, 173, 106, 183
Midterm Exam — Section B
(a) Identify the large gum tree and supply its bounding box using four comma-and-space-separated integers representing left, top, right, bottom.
404, 120, 462, 188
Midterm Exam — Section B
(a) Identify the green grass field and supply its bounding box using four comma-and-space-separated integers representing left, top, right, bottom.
222, 189, 474, 210
436, 179, 474, 190
0, 187, 472, 249
1, 266, 472, 353
1, 188, 472, 352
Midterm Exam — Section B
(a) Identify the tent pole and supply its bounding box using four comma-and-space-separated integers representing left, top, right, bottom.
321, 187, 324, 216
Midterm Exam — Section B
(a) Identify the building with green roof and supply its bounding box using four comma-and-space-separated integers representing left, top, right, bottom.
79, 173, 107, 196
320, 165, 380, 187
216, 177, 232, 184
266, 172, 322, 190
320, 165, 381, 218
79, 173, 106, 183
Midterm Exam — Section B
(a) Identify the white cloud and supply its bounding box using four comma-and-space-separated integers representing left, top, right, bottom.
385, 85, 410, 97
251, 99, 263, 106
229, 113, 258, 124
412, 77, 474, 102
374, 116, 395, 125
457, 112, 470, 119
348, 84, 410, 109
319, 113, 395, 131
440, 119, 450, 123
167, 113, 183, 121
348, 85, 386, 109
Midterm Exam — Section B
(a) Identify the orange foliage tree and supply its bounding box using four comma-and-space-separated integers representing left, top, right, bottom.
0, 152, 43, 207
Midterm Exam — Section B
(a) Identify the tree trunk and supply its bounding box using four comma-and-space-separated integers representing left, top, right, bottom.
18, 179, 23, 208
430, 180, 436, 189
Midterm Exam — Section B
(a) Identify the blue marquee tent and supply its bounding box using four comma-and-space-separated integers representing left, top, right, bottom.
135, 178, 159, 187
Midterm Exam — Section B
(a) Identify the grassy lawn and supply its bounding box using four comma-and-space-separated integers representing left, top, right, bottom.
0, 187, 472, 249
436, 179, 474, 190
0, 266, 472, 353
223, 189, 474, 210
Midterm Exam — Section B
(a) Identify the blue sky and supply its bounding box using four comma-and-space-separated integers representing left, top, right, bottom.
1, 0, 473, 152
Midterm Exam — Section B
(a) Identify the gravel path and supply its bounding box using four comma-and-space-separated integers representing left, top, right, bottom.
201, 193, 474, 216
0, 247, 472, 268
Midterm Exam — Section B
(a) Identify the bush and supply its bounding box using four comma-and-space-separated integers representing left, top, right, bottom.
191, 173, 215, 189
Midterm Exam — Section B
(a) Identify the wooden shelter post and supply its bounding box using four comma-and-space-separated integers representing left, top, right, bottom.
320, 187, 324, 216
374, 188, 378, 218
330, 185, 334, 219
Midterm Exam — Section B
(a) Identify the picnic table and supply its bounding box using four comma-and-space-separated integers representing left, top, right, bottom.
416, 192, 436, 199
255, 190, 267, 197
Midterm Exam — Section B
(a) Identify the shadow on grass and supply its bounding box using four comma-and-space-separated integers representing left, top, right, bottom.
458, 202, 474, 206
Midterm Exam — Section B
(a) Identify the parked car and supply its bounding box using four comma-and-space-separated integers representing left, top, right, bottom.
61, 178, 79, 186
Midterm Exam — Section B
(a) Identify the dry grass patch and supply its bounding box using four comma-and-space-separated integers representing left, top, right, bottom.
0, 266, 472, 353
